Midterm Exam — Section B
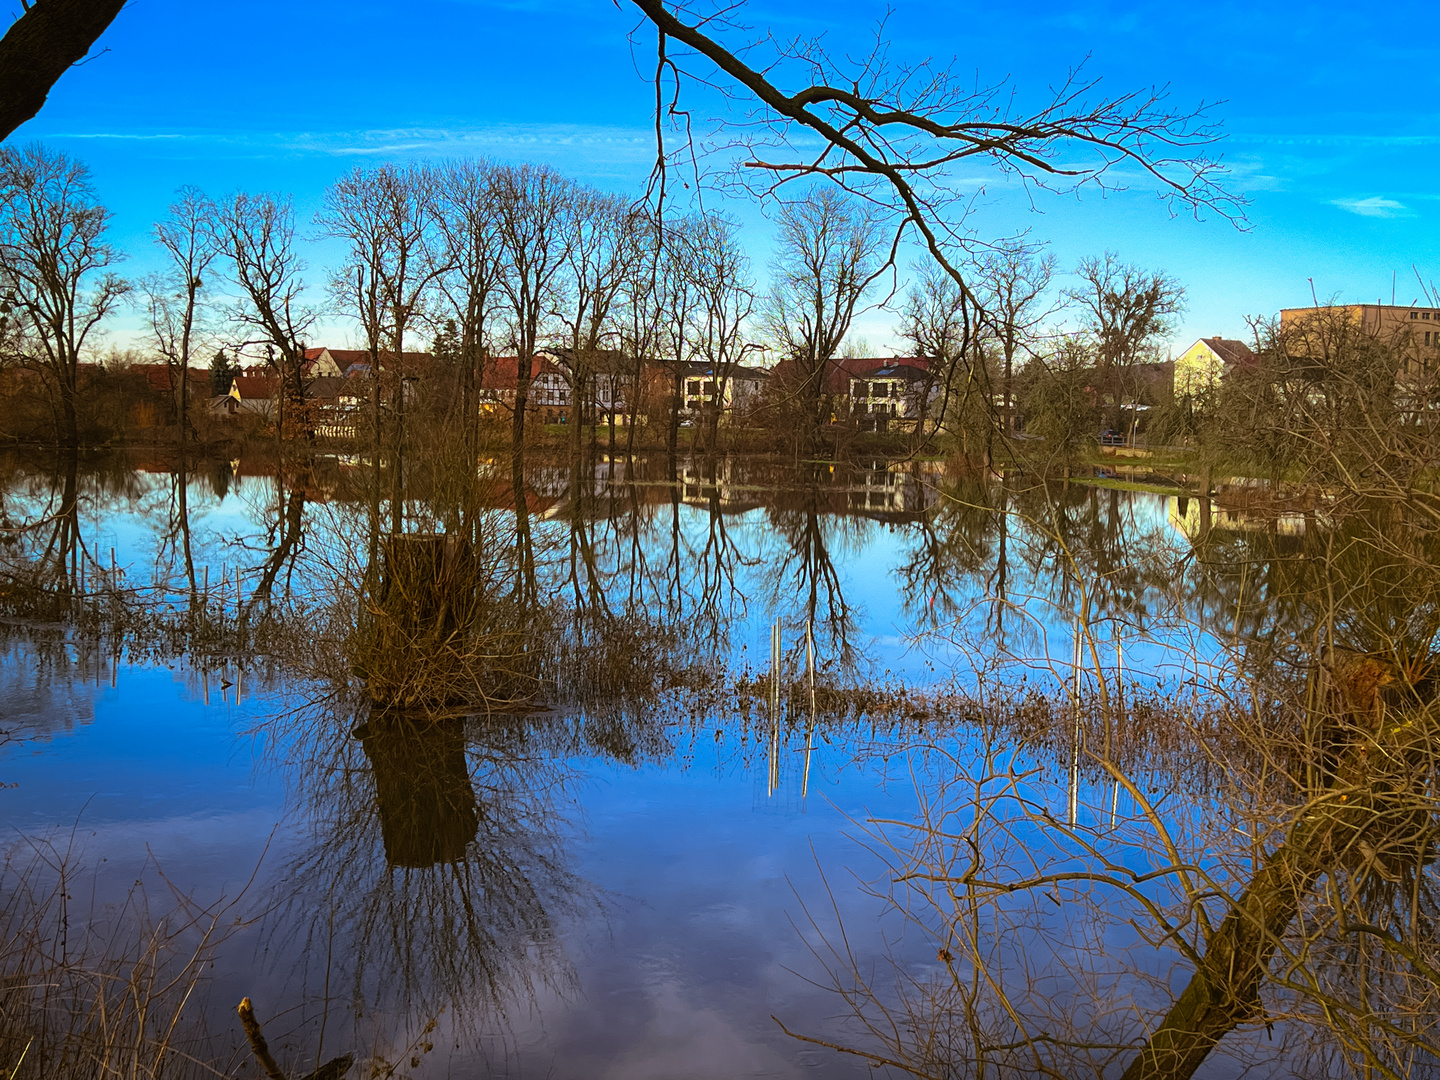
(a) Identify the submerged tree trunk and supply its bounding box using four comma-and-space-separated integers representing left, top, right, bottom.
1123, 659, 1434, 1080
1120, 837, 1320, 1080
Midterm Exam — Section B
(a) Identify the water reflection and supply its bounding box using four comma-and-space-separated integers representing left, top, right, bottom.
6, 446, 1440, 1077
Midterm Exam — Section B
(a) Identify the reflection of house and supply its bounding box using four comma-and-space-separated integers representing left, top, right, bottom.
1174, 337, 1255, 395
845, 461, 939, 516
1167, 494, 1316, 541
678, 457, 768, 511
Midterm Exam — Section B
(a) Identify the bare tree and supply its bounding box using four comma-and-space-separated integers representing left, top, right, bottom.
682, 210, 756, 448
613, 210, 671, 456
0, 0, 125, 141
320, 163, 446, 532
434, 159, 504, 457
145, 186, 220, 442
555, 186, 640, 455
211, 191, 317, 439
0, 142, 127, 446
973, 240, 1057, 433
762, 185, 888, 443
493, 163, 575, 467
627, 1, 1238, 304
898, 263, 986, 460
1065, 251, 1185, 432
320, 163, 445, 437
653, 211, 702, 456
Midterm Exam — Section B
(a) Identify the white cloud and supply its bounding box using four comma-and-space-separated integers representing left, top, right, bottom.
1329, 196, 1413, 218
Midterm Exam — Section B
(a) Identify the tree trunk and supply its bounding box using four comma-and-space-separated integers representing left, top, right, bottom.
60, 354, 78, 447
1120, 835, 1320, 1080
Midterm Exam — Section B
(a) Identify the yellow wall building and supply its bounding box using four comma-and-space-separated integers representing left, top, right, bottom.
1280, 303, 1440, 374
1174, 336, 1255, 396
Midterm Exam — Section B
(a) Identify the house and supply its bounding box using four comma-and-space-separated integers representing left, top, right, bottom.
478, 355, 573, 418
300, 348, 346, 379
229, 375, 279, 417
534, 349, 648, 423
678, 362, 769, 416
764, 355, 934, 424
306, 376, 363, 438
302, 347, 435, 381
1175, 337, 1256, 396
847, 364, 935, 430
1280, 303, 1440, 376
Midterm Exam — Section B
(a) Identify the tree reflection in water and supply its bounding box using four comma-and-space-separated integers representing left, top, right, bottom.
262, 692, 591, 1058
5, 449, 1440, 1077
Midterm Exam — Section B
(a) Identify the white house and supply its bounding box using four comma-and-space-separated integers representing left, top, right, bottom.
680, 362, 769, 416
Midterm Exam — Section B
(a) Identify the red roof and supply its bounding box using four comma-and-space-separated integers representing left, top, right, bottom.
232, 375, 279, 399
128, 363, 209, 394
480, 356, 566, 391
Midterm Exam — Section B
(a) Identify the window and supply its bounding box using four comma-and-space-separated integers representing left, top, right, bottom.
1426, 312, 1433, 320
687, 380, 701, 396
703, 380, 716, 395
1412, 311, 1421, 319
871, 381, 886, 397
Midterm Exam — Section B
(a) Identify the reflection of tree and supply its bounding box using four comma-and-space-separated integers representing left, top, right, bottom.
241, 469, 308, 619
797, 499, 1440, 1080
266, 696, 588, 1041
765, 478, 859, 662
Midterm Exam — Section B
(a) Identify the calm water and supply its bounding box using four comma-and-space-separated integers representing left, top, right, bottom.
0, 451, 1267, 1077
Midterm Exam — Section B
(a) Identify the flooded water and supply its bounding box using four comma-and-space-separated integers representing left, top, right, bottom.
0, 449, 1397, 1078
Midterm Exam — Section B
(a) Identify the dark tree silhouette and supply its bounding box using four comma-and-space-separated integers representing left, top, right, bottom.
0, 0, 125, 141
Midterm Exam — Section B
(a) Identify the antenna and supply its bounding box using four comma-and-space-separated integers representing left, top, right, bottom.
1392, 269, 1397, 306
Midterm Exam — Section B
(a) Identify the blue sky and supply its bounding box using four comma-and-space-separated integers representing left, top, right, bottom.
14, 0, 1440, 353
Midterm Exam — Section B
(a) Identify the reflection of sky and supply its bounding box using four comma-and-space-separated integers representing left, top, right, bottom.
0, 646, 926, 1077
0, 464, 1249, 1076
5, 461, 1236, 690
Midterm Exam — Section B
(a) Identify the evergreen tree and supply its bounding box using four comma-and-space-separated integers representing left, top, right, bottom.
432, 318, 461, 367
209, 348, 238, 395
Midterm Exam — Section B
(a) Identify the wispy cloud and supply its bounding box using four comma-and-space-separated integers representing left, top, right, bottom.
1231, 133, 1440, 149
1330, 195, 1413, 218
43, 123, 657, 163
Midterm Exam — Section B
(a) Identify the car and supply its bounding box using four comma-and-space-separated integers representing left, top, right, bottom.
1098, 429, 1126, 446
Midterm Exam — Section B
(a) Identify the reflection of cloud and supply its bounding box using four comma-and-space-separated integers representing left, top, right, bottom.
1330, 195, 1412, 218
595, 973, 793, 1080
